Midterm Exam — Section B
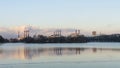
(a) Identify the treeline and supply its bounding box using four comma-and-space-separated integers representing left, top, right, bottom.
0, 36, 8, 43
20, 35, 87, 43
87, 34, 120, 42
1, 34, 120, 43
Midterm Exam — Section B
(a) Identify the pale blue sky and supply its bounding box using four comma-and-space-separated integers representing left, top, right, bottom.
0, 0, 120, 33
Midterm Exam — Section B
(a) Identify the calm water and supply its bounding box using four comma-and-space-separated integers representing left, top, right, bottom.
0, 42, 120, 68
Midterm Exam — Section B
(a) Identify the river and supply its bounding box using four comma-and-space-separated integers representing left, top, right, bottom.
0, 42, 120, 68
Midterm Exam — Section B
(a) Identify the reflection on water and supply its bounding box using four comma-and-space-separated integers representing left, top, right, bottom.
0, 46, 120, 60
1, 43, 120, 68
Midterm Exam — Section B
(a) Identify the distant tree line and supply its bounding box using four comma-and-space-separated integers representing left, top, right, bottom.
1, 34, 120, 43
0, 35, 8, 43
20, 35, 87, 43
87, 34, 120, 42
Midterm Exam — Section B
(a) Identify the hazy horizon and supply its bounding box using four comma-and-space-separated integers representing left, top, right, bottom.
0, 25, 120, 39
0, 0, 120, 38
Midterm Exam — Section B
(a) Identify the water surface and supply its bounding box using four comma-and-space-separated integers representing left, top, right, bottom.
0, 43, 120, 68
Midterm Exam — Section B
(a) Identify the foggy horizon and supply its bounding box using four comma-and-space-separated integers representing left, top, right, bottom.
0, 0, 120, 35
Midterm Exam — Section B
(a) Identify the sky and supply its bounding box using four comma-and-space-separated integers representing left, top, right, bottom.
0, 0, 120, 38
